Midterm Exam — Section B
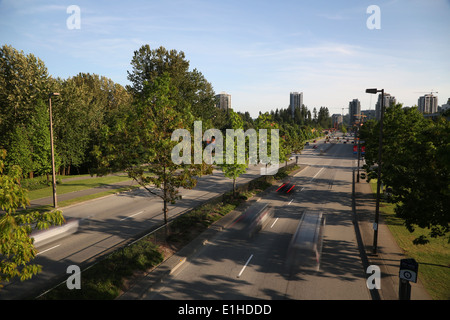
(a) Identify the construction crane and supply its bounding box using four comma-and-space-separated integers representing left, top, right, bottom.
415, 90, 438, 95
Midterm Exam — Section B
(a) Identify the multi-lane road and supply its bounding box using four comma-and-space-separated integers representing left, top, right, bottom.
1, 135, 369, 300
0, 150, 296, 299
145, 137, 371, 300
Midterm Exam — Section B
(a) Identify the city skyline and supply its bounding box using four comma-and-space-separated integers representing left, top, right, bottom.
1, 0, 449, 118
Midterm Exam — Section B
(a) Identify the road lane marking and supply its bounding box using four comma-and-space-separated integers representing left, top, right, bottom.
310, 167, 324, 181
36, 244, 60, 255
120, 210, 144, 221
270, 217, 279, 228
237, 254, 253, 278
288, 199, 293, 205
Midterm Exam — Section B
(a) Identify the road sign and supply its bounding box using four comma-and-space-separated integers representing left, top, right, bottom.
399, 258, 418, 283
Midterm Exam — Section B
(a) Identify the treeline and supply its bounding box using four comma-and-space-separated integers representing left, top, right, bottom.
0, 45, 133, 178
360, 104, 449, 243
233, 106, 331, 156
0, 44, 224, 179
1, 44, 329, 181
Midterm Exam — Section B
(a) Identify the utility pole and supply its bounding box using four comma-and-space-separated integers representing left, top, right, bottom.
49, 92, 60, 208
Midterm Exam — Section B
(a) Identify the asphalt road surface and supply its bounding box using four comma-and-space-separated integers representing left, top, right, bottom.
145, 137, 371, 299
0, 153, 296, 299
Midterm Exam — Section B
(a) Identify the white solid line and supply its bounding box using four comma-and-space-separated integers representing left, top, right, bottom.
120, 210, 144, 221
288, 199, 293, 205
37, 244, 60, 255
237, 254, 254, 278
310, 167, 324, 181
270, 218, 279, 228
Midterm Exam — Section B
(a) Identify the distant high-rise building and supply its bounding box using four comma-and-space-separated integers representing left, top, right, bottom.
376, 93, 396, 120
290, 92, 303, 118
349, 99, 361, 125
418, 94, 438, 114
215, 92, 231, 111
331, 114, 343, 127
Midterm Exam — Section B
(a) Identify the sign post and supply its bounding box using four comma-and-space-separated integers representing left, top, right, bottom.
399, 258, 418, 300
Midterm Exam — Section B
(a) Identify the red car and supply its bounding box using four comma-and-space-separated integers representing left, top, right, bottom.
276, 181, 296, 194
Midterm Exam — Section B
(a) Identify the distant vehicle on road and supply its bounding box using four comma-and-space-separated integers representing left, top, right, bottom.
286, 211, 325, 275
305, 142, 310, 146
276, 181, 296, 195
312, 145, 318, 149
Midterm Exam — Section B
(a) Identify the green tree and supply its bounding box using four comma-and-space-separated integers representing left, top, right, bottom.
93, 73, 210, 226
219, 110, 249, 197
0, 149, 65, 288
5, 125, 33, 177
361, 105, 450, 243
53, 73, 132, 175
29, 99, 58, 179
127, 45, 216, 126
255, 112, 282, 174
0, 45, 50, 147
0, 45, 54, 179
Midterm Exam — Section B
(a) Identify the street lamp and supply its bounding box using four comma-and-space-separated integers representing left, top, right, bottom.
48, 92, 60, 208
365, 88, 384, 254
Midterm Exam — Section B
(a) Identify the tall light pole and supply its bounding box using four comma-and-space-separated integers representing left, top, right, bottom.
355, 114, 366, 183
365, 88, 384, 254
48, 92, 60, 208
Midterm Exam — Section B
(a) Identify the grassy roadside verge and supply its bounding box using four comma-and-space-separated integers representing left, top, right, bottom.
36, 164, 299, 300
27, 175, 133, 200
368, 180, 450, 300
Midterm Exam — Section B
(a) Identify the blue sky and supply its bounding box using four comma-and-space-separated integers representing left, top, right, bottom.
1, 0, 449, 118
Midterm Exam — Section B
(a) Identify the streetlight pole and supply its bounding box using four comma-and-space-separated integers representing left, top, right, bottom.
48, 92, 59, 208
365, 88, 384, 254
357, 120, 361, 183
356, 114, 366, 183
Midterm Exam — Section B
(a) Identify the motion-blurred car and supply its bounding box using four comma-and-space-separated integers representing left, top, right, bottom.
286, 211, 325, 274
276, 181, 296, 195
235, 202, 274, 238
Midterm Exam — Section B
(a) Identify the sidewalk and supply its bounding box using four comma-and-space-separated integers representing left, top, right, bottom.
354, 179, 432, 300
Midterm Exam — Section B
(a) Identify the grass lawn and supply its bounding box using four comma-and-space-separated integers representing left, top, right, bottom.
27, 175, 133, 201
369, 180, 450, 300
